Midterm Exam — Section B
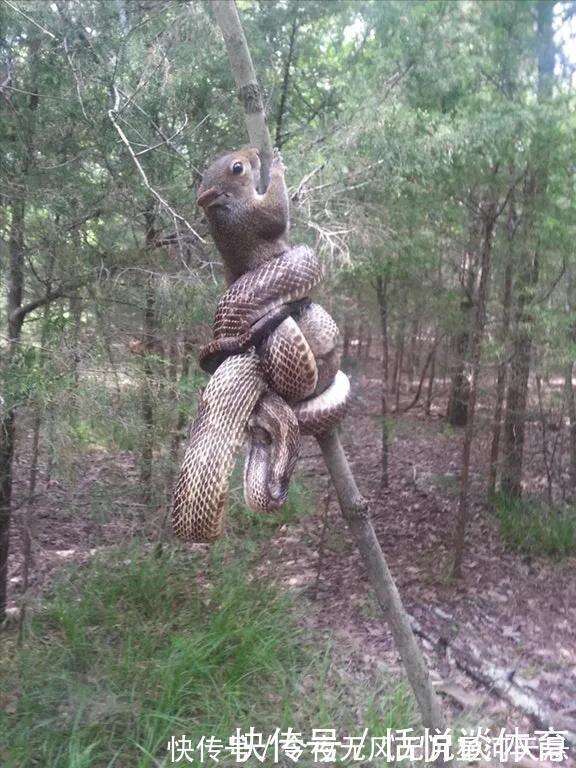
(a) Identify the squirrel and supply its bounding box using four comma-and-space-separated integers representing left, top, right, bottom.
197, 147, 289, 283
196, 147, 344, 400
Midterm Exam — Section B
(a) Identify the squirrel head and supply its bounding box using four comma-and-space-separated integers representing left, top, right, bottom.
197, 148, 261, 213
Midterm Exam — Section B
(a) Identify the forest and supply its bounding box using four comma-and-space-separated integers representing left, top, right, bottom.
1, 0, 575, 765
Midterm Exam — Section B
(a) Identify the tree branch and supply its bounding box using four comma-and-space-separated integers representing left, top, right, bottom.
3, 0, 57, 39
108, 86, 205, 243
10, 288, 67, 323
395, 337, 444, 415
317, 430, 446, 732
211, 0, 274, 189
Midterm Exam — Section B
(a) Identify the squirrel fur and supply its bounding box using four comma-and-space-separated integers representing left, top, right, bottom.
197, 147, 289, 282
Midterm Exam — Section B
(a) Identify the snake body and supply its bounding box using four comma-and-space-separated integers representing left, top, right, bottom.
172, 152, 350, 542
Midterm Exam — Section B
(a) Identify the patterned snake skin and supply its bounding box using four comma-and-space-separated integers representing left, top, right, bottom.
172, 246, 350, 543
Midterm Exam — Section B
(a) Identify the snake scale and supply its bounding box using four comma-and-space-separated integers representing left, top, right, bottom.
172, 148, 350, 542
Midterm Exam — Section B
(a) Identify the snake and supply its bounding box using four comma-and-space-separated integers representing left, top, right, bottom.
172, 237, 349, 544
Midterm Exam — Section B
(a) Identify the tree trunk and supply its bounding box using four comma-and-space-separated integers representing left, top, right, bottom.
501, 329, 532, 500
399, 343, 440, 416
0, 199, 27, 620
453, 205, 497, 578
363, 326, 373, 363
69, 292, 82, 388
441, 343, 449, 389
407, 318, 419, 387
447, 232, 478, 427
19, 253, 57, 633
392, 322, 404, 397
394, 335, 404, 412
356, 321, 364, 361
535, 375, 554, 504
488, 199, 517, 499
564, 272, 576, 497
501, 1, 554, 501
425, 348, 436, 416
376, 275, 390, 488
0, 407, 16, 621
382, 321, 389, 387
565, 361, 576, 497
140, 208, 158, 504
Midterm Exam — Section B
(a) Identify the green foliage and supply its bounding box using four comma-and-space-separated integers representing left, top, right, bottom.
0, 344, 68, 411
494, 493, 576, 558
0, 548, 412, 767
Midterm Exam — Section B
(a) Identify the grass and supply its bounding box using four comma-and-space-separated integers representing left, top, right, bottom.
494, 493, 576, 558
1, 546, 413, 767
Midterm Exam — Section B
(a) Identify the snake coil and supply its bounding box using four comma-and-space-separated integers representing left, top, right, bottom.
172, 245, 350, 542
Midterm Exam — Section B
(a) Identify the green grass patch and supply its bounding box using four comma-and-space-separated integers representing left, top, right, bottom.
494, 493, 576, 558
1, 547, 412, 767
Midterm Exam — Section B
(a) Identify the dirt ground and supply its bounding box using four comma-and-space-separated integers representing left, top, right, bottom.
281, 372, 576, 750
6, 364, 576, 765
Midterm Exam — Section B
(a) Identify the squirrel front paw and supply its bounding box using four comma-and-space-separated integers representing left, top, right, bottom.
271, 147, 286, 175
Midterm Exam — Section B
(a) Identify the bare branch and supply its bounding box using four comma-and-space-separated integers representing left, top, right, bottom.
62, 36, 89, 121
107, 86, 205, 244
134, 114, 190, 156
3, 0, 57, 39
290, 163, 325, 202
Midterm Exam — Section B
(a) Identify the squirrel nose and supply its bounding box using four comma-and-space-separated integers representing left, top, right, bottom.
197, 186, 222, 208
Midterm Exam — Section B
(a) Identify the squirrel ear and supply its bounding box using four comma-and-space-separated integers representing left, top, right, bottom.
246, 147, 261, 167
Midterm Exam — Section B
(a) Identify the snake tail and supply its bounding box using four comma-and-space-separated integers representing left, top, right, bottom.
172, 352, 266, 542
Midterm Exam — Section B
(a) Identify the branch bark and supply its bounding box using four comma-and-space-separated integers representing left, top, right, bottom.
211, 0, 274, 189
108, 86, 205, 243
317, 430, 446, 732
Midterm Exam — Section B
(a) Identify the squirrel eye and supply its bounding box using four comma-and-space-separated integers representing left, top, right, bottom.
231, 161, 244, 175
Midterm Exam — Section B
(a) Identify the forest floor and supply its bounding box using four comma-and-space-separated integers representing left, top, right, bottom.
5, 364, 576, 765
281, 370, 576, 755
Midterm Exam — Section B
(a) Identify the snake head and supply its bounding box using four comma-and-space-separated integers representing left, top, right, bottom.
245, 393, 300, 514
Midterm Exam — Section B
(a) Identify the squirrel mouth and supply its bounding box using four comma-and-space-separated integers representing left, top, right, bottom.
197, 187, 224, 209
